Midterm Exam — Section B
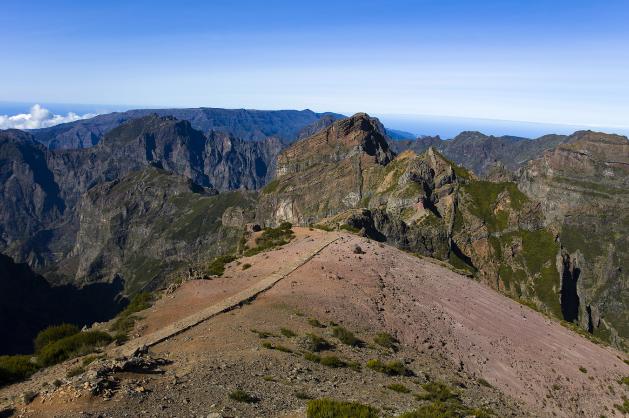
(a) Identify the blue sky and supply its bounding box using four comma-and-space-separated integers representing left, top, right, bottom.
2, 0, 629, 133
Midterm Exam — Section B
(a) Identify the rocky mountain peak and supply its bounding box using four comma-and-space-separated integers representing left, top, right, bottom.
276, 113, 394, 177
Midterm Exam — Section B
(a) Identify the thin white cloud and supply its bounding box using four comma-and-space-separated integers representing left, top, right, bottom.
0, 104, 97, 130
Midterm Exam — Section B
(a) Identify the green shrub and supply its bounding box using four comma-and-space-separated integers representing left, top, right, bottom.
34, 324, 80, 353
308, 318, 326, 328
304, 334, 333, 352
332, 326, 362, 347
304, 352, 321, 363
229, 389, 259, 403
261, 342, 293, 353
243, 225, 295, 256
615, 397, 629, 413
295, 391, 314, 400
399, 401, 462, 418
242, 263, 252, 270
319, 356, 346, 368
579, 366, 587, 373
366, 359, 409, 376
373, 332, 399, 351
478, 378, 492, 388
207, 255, 237, 276
38, 331, 112, 367
280, 328, 297, 338
417, 382, 459, 402
251, 329, 275, 339
110, 292, 153, 334
306, 398, 378, 418
386, 383, 410, 393
0, 355, 39, 387
66, 366, 84, 378
620, 376, 629, 386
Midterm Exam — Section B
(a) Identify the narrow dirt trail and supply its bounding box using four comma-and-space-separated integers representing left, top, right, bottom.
116, 233, 340, 357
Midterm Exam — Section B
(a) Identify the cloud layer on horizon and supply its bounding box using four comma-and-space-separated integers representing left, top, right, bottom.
0, 104, 97, 130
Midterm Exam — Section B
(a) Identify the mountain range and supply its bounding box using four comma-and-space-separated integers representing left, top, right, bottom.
0, 108, 627, 354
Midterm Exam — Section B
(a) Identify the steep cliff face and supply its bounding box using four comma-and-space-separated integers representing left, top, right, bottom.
0, 130, 67, 268
0, 116, 283, 272
516, 132, 629, 346
64, 167, 256, 293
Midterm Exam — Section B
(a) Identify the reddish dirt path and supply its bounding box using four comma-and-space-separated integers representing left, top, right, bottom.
137, 228, 336, 336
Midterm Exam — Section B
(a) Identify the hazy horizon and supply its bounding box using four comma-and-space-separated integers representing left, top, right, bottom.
2, 101, 628, 139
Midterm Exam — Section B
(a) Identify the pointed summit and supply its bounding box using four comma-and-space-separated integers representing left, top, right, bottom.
277, 113, 394, 176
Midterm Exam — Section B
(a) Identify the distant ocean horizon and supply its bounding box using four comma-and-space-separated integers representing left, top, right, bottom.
1, 101, 627, 139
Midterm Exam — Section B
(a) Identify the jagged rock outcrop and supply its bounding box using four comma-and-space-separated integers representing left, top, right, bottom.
391, 131, 576, 175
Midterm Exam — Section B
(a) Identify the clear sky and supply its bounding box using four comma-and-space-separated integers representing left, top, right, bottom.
2, 0, 628, 131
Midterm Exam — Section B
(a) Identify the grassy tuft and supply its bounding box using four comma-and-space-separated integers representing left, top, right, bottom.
307, 318, 326, 328
0, 355, 39, 387
386, 383, 410, 393
37, 331, 112, 367
366, 359, 409, 376
373, 332, 399, 351
280, 328, 297, 338
332, 326, 362, 347
304, 334, 333, 352
306, 398, 379, 418
34, 324, 80, 353
207, 255, 237, 276
229, 389, 259, 403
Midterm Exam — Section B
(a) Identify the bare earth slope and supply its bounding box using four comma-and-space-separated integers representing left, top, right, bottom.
2, 229, 627, 417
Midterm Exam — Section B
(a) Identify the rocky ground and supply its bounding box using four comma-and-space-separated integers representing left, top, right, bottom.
1, 228, 627, 417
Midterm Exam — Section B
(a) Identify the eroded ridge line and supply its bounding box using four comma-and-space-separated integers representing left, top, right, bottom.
117, 235, 340, 356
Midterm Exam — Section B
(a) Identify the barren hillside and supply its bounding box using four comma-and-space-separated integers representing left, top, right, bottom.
1, 229, 627, 417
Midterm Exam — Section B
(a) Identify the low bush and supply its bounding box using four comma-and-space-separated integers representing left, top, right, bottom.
306, 398, 379, 418
229, 389, 259, 403
332, 326, 362, 347
373, 332, 399, 351
295, 391, 314, 400
304, 352, 321, 363
207, 255, 237, 276
251, 329, 275, 339
319, 356, 346, 368
34, 324, 80, 353
478, 378, 492, 388
66, 366, 84, 378
307, 318, 326, 328
615, 397, 629, 413
110, 292, 153, 334
38, 331, 112, 367
578, 366, 587, 373
261, 342, 293, 353
243, 224, 295, 257
304, 334, 333, 352
366, 359, 409, 376
280, 328, 297, 338
386, 383, 410, 393
242, 263, 252, 270
0, 355, 39, 387
417, 382, 459, 402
